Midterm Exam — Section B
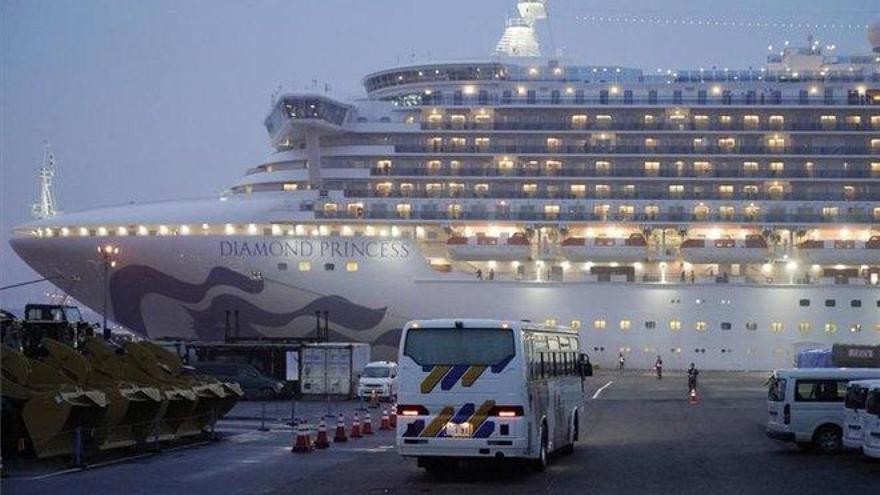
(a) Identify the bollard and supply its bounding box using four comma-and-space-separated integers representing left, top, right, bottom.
259, 402, 269, 431
152, 417, 162, 453
389, 405, 397, 429
72, 426, 85, 468
350, 413, 363, 438
289, 397, 297, 427
291, 420, 313, 453
314, 419, 330, 449
379, 409, 391, 431
333, 413, 348, 443
362, 411, 374, 435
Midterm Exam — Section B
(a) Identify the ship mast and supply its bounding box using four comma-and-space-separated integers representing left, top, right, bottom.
31, 141, 59, 219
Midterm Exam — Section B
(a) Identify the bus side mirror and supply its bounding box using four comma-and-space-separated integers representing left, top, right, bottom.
578, 354, 593, 377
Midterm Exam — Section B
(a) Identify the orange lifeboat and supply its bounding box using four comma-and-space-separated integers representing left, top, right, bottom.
561, 233, 647, 262
679, 234, 769, 264
446, 233, 531, 261
797, 236, 880, 265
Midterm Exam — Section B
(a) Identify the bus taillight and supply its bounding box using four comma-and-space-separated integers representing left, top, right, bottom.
398, 405, 429, 416
490, 406, 524, 417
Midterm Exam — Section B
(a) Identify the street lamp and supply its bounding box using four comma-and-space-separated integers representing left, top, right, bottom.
98, 244, 119, 340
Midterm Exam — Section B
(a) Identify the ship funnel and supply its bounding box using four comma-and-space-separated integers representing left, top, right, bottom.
494, 1, 547, 57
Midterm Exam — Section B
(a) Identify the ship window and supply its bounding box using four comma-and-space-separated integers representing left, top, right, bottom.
798, 322, 810, 333
570, 320, 582, 330
277, 263, 288, 271
669, 320, 682, 331
324, 263, 335, 271
593, 319, 606, 330
645, 321, 656, 329
298, 261, 311, 272
799, 299, 810, 307
851, 299, 861, 307
346, 261, 358, 272
545, 318, 557, 327
771, 322, 784, 333
644, 161, 660, 174
695, 321, 707, 332
619, 319, 632, 330
745, 322, 757, 331
720, 322, 732, 331
825, 323, 837, 333
825, 299, 836, 307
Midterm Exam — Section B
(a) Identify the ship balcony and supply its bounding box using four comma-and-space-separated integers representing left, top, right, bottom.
393, 144, 874, 156
420, 121, 876, 133
796, 237, 880, 265
313, 209, 878, 225
680, 236, 770, 264
369, 166, 879, 180
560, 234, 647, 262
445, 233, 531, 261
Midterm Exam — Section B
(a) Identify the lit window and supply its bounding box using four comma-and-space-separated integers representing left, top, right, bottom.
798, 322, 810, 333
593, 319, 606, 330
346, 261, 358, 272
619, 319, 632, 330
771, 322, 784, 333
283, 183, 298, 192
669, 320, 682, 331
570, 320, 582, 330
298, 261, 311, 272
545, 318, 557, 327
824, 323, 837, 334
695, 321, 707, 332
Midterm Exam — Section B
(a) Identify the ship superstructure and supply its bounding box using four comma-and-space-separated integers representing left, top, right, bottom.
10, 5, 880, 369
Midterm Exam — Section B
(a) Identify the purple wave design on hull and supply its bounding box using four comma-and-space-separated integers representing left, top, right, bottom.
110, 265, 264, 337
185, 293, 387, 341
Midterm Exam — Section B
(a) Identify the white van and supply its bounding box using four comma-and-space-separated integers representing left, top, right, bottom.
843, 379, 880, 450
766, 368, 880, 453
357, 361, 399, 400
862, 382, 880, 459
396, 319, 591, 472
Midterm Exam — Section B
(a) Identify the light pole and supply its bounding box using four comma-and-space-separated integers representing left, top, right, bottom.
98, 244, 119, 340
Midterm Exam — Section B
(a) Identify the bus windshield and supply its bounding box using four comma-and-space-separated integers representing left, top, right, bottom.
363, 366, 391, 378
404, 328, 514, 366
845, 386, 869, 409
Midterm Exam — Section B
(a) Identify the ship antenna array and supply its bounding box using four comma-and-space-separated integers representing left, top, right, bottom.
32, 141, 58, 220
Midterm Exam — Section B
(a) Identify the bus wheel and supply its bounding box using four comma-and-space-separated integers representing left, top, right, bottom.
813, 425, 842, 454
560, 414, 577, 456
531, 426, 548, 472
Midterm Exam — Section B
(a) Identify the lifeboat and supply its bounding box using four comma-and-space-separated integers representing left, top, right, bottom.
679, 234, 769, 264
446, 232, 531, 261
561, 233, 647, 262
796, 236, 880, 265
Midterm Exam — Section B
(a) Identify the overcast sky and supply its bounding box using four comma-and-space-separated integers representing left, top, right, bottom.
1, 0, 877, 315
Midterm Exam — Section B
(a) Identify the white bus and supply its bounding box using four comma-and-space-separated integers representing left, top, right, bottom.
396, 319, 592, 472
766, 368, 880, 453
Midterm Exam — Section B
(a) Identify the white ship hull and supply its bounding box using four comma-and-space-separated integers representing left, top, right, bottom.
11, 235, 878, 370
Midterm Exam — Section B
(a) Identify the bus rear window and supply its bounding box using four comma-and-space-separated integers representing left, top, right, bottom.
767, 377, 786, 401
403, 328, 514, 366
845, 386, 868, 409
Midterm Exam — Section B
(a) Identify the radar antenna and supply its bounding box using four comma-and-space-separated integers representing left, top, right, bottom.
32, 141, 59, 219
494, 1, 547, 57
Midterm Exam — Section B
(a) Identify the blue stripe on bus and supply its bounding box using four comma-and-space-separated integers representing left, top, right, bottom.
402, 420, 425, 437
440, 364, 470, 390
491, 354, 514, 373
473, 421, 495, 438
450, 403, 476, 424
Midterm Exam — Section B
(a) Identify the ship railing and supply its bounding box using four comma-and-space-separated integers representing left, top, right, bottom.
393, 144, 873, 155
368, 167, 878, 180
421, 122, 877, 133
416, 94, 877, 108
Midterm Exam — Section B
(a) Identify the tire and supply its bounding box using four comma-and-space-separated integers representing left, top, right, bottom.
560, 413, 577, 456
531, 425, 548, 472
812, 425, 842, 454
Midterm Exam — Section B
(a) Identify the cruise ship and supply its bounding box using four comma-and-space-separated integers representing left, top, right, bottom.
10, 2, 880, 369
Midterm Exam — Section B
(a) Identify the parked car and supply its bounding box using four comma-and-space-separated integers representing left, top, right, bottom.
195, 362, 284, 399
766, 368, 880, 453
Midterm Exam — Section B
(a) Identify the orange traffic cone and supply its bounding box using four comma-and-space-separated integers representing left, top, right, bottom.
688, 389, 699, 405
362, 411, 374, 435
350, 413, 363, 438
379, 409, 391, 431
389, 406, 397, 428
314, 419, 330, 449
333, 413, 348, 443
292, 420, 313, 453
